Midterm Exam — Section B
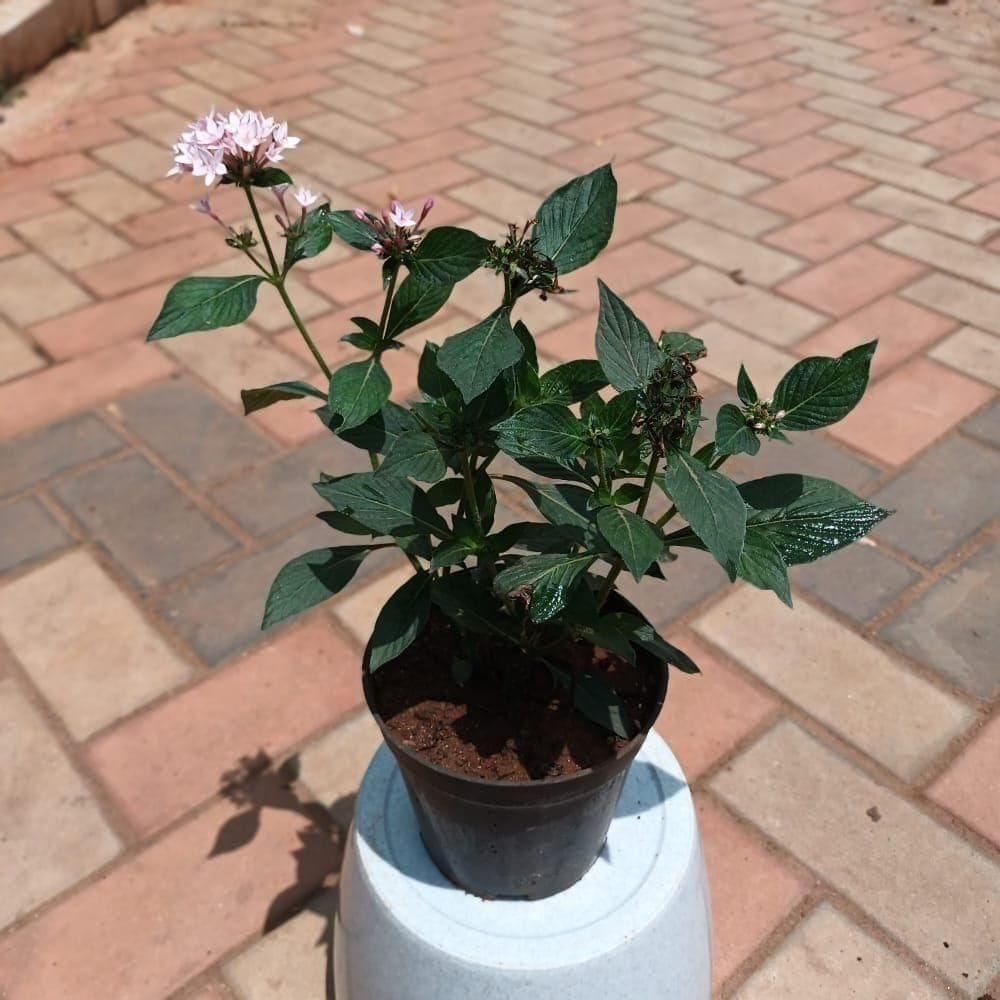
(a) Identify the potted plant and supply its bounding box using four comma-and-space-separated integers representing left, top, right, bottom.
150, 109, 889, 900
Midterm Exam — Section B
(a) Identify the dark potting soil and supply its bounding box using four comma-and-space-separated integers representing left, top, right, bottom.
370, 611, 660, 783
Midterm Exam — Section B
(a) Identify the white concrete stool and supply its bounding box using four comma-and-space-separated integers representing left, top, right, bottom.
334, 730, 712, 1000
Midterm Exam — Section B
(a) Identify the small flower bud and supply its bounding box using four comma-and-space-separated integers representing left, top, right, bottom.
353, 208, 368, 221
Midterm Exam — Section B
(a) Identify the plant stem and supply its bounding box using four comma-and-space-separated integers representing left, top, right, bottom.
460, 451, 484, 538
244, 186, 280, 276
277, 281, 332, 379
597, 451, 661, 607
378, 264, 400, 340
243, 186, 332, 380
502, 270, 514, 310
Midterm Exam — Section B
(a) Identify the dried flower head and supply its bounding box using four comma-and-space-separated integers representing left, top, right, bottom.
168, 109, 300, 187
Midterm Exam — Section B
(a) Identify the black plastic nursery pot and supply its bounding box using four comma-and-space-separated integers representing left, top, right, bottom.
362, 592, 669, 901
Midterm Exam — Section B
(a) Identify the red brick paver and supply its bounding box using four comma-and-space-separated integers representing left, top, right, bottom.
0, 0, 997, 997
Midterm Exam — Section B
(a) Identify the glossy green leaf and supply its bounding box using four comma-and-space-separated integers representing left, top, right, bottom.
533, 164, 617, 275
437, 308, 524, 403
240, 380, 326, 415
595, 280, 661, 391
262, 546, 373, 628
327, 358, 391, 431
773, 341, 877, 431
377, 429, 448, 482
385, 273, 452, 339
737, 528, 792, 606
661, 450, 746, 579
408, 226, 491, 284
493, 403, 589, 461
368, 573, 432, 671
147, 275, 265, 340
315, 472, 450, 539
284, 204, 334, 269
736, 363, 757, 405
596, 506, 663, 582
538, 360, 609, 403
740, 474, 890, 565
494, 552, 597, 622
329, 209, 378, 251
714, 403, 760, 457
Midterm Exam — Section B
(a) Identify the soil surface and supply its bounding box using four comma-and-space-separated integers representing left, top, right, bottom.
370, 611, 661, 782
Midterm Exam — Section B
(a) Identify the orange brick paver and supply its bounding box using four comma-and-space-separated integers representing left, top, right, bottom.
0, 0, 997, 997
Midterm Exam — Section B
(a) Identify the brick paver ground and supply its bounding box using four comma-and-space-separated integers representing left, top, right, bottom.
1, 0, 998, 996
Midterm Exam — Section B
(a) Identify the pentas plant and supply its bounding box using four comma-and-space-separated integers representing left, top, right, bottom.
150, 109, 890, 738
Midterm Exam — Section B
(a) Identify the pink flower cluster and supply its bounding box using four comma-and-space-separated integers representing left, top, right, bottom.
168, 109, 300, 187
355, 198, 434, 258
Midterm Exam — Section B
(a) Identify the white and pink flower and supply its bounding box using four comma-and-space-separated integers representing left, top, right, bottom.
168, 109, 300, 187
353, 198, 435, 259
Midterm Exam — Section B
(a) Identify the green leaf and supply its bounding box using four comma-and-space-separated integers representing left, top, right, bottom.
538, 360, 609, 403
262, 546, 373, 628
335, 401, 416, 453
487, 521, 567, 554
432, 572, 520, 640
603, 613, 700, 674
316, 510, 374, 536
739, 474, 890, 565
502, 477, 598, 544
533, 164, 617, 275
315, 472, 450, 540
241, 380, 326, 415
368, 573, 432, 671
715, 403, 760, 457
660, 331, 706, 359
408, 226, 491, 284
661, 450, 746, 579
572, 669, 633, 739
147, 276, 265, 340
738, 528, 792, 606
284, 204, 334, 269
250, 167, 292, 188
595, 280, 661, 392
329, 209, 378, 251
425, 478, 464, 507
596, 506, 664, 582
495, 552, 597, 622
772, 341, 877, 431
377, 429, 447, 482
327, 358, 391, 431
430, 537, 479, 569
386, 273, 452, 339
493, 403, 589, 462
437, 308, 524, 403
737, 363, 758, 405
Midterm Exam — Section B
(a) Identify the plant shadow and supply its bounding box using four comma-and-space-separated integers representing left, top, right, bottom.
211, 750, 361, 999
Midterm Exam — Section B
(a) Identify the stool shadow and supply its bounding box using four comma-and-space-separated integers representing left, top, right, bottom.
212, 750, 358, 999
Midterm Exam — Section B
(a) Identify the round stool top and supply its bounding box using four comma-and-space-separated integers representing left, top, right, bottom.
352, 730, 698, 971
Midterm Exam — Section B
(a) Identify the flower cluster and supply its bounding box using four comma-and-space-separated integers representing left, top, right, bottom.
354, 198, 434, 259
168, 109, 300, 187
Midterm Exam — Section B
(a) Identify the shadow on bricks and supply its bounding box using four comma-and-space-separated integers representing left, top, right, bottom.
214, 750, 352, 999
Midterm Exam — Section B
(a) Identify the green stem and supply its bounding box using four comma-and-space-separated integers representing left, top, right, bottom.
244, 186, 280, 275
277, 282, 332, 379
243, 186, 332, 380
598, 451, 661, 607
502, 270, 515, 310
378, 264, 400, 340
460, 452, 484, 538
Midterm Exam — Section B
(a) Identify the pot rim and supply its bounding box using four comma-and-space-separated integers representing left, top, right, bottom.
360, 591, 669, 792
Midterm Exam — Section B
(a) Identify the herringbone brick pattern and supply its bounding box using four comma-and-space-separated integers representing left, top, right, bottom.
0, 0, 997, 996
